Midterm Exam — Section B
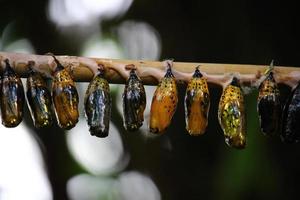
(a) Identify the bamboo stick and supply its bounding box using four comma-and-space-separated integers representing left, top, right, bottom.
0, 51, 299, 87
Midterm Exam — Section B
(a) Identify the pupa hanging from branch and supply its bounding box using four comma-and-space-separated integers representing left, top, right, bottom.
84, 65, 111, 138
184, 66, 210, 136
257, 61, 281, 136
51, 55, 79, 130
122, 64, 146, 131
26, 61, 54, 128
0, 59, 25, 127
149, 60, 178, 134
218, 77, 246, 149
281, 81, 300, 143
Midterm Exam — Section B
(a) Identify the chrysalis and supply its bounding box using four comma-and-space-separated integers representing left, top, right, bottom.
26, 61, 53, 128
122, 65, 146, 131
281, 82, 300, 143
218, 77, 246, 149
0, 59, 25, 127
184, 66, 210, 136
149, 62, 178, 134
84, 68, 111, 137
257, 69, 281, 136
52, 56, 79, 130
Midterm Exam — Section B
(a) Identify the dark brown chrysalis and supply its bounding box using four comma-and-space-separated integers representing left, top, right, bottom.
122, 65, 146, 131
52, 56, 79, 130
26, 61, 53, 128
0, 59, 25, 127
281, 82, 300, 143
257, 67, 281, 136
84, 67, 111, 138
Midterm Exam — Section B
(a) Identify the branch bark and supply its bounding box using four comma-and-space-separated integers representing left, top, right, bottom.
0, 52, 299, 87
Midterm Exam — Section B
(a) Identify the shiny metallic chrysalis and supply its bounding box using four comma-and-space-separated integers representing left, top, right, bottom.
149, 63, 178, 134
52, 56, 79, 130
84, 68, 111, 137
184, 66, 210, 136
26, 61, 53, 128
281, 82, 300, 143
257, 68, 281, 136
0, 59, 25, 127
218, 77, 246, 149
122, 66, 146, 131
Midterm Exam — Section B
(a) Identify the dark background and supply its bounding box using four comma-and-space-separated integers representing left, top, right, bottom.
1, 0, 300, 200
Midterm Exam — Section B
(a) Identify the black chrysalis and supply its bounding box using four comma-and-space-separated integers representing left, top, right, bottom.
122, 67, 146, 131
257, 71, 281, 136
281, 82, 300, 143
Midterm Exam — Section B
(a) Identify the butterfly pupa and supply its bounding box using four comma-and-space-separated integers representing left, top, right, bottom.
51, 55, 79, 130
149, 61, 178, 134
26, 61, 54, 128
84, 66, 111, 138
122, 64, 146, 131
218, 77, 246, 149
184, 66, 210, 136
281, 81, 300, 143
257, 62, 281, 136
0, 59, 25, 127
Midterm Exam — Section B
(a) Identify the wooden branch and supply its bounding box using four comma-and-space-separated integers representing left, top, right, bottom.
0, 52, 300, 88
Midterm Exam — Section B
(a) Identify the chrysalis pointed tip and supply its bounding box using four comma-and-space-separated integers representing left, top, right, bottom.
125, 64, 138, 77
270, 59, 274, 68
164, 60, 174, 78
125, 64, 137, 71
264, 59, 275, 75
230, 77, 240, 87
51, 55, 64, 72
28, 60, 35, 66
3, 58, 15, 76
28, 60, 35, 69
266, 71, 275, 81
268, 59, 275, 72
27, 61, 36, 75
4, 58, 10, 65
96, 64, 105, 77
193, 65, 203, 78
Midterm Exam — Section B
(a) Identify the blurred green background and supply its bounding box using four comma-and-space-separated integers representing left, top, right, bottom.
1, 0, 300, 200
